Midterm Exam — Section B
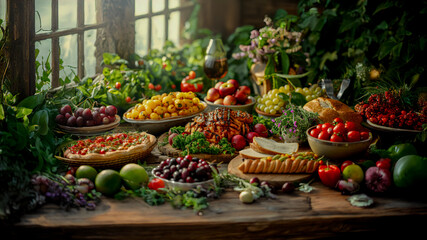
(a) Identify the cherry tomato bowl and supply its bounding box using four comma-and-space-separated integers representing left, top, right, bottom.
204, 96, 256, 113
306, 126, 373, 161
151, 169, 215, 191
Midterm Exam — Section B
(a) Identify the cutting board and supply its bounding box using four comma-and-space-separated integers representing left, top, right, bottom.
157, 132, 238, 163
227, 155, 314, 188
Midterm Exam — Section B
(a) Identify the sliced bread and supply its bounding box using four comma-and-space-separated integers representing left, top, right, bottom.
239, 148, 273, 159
252, 137, 299, 155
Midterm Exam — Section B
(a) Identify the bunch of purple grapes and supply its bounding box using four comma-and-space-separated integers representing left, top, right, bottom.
55, 104, 118, 127
31, 174, 101, 210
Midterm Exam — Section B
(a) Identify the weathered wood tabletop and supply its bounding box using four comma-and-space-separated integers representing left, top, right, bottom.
4, 124, 427, 239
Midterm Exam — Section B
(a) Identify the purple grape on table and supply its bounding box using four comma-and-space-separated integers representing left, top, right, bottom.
155, 156, 214, 183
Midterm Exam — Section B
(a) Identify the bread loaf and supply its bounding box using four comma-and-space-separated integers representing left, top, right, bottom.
239, 148, 273, 159
303, 97, 363, 124
238, 153, 320, 174
252, 137, 299, 155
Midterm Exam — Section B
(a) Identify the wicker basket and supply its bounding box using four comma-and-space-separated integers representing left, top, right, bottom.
55, 138, 157, 169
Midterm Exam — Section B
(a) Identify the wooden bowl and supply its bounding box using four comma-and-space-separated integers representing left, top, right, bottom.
255, 107, 282, 119
57, 115, 121, 136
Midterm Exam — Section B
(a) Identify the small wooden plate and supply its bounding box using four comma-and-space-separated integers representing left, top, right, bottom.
57, 115, 121, 136
157, 132, 238, 163
227, 155, 314, 188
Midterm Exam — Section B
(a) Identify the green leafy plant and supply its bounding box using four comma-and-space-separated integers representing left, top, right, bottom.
297, 0, 427, 105
270, 103, 319, 142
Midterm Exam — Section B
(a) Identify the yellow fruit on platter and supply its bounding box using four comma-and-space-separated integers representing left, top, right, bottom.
128, 92, 203, 120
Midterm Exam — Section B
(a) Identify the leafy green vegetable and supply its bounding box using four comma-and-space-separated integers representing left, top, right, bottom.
172, 131, 235, 156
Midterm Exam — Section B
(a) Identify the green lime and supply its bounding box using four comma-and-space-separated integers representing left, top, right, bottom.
119, 163, 149, 190
95, 169, 122, 196
342, 164, 364, 184
75, 165, 98, 182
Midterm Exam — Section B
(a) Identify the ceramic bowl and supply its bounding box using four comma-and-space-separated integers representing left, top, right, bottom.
306, 126, 372, 161
204, 96, 256, 113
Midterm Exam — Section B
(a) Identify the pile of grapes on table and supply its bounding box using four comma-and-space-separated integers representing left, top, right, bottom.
56, 105, 118, 127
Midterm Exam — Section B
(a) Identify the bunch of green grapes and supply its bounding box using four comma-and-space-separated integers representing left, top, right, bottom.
256, 84, 325, 115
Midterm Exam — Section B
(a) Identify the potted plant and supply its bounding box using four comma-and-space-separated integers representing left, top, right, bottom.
233, 14, 309, 95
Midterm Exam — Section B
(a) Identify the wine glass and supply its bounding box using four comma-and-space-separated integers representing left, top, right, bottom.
204, 38, 228, 88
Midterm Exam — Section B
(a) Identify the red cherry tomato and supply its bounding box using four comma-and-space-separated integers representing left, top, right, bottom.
188, 71, 196, 79
322, 123, 333, 131
148, 178, 165, 191
155, 84, 162, 91
126, 96, 131, 103
310, 128, 321, 138
340, 160, 355, 172
333, 122, 345, 135
318, 130, 330, 140
345, 121, 357, 131
347, 131, 361, 142
333, 117, 344, 125
171, 84, 176, 89
316, 124, 323, 130
148, 83, 155, 90
115, 82, 121, 89
327, 127, 334, 136
330, 133, 344, 142
360, 131, 370, 140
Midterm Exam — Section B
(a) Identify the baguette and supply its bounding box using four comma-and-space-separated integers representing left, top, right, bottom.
238, 153, 320, 174
251, 137, 299, 155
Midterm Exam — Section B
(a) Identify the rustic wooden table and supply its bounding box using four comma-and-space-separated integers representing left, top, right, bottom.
4, 124, 427, 239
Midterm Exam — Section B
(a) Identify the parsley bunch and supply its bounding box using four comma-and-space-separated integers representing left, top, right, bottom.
171, 131, 235, 156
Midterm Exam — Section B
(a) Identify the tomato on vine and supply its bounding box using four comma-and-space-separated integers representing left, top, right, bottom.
126, 96, 131, 103
188, 70, 196, 79
115, 82, 121, 89
148, 83, 155, 90
155, 84, 162, 91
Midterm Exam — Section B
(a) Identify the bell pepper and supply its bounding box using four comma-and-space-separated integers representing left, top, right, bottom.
369, 142, 418, 165
318, 163, 341, 188
180, 76, 203, 92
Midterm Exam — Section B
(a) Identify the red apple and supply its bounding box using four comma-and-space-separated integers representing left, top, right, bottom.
238, 85, 251, 95
223, 95, 237, 105
214, 98, 224, 105
206, 88, 220, 102
253, 123, 268, 137
234, 90, 249, 103
246, 132, 259, 143
215, 81, 224, 89
219, 82, 236, 97
231, 135, 247, 151
227, 79, 239, 89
